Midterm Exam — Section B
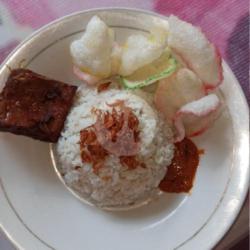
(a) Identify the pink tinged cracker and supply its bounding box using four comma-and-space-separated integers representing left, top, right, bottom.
173, 94, 222, 142
168, 15, 223, 90
73, 66, 101, 85
154, 68, 205, 122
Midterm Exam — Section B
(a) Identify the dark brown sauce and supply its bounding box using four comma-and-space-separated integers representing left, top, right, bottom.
159, 138, 200, 193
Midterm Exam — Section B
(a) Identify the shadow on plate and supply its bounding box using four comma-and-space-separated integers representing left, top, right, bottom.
193, 108, 233, 171
106, 193, 187, 222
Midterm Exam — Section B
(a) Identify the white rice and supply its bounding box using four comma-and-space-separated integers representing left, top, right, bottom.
56, 86, 174, 207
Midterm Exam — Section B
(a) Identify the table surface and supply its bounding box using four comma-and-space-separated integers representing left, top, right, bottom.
0, 0, 249, 249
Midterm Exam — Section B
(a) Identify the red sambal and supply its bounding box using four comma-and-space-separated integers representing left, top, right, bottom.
159, 138, 200, 193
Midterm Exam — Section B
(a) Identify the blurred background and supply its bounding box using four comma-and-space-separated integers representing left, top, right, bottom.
0, 0, 249, 249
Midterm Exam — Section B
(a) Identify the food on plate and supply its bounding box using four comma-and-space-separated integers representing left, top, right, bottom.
159, 138, 199, 193
154, 70, 223, 141
60, 14, 224, 207
70, 15, 223, 139
73, 66, 102, 85
0, 69, 77, 142
70, 16, 115, 79
154, 68, 205, 122
0, 13, 225, 209
70, 15, 169, 84
168, 15, 223, 90
118, 23, 167, 76
121, 50, 177, 89
56, 88, 174, 206
174, 94, 222, 142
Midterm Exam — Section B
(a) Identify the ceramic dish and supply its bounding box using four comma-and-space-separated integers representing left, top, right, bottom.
0, 8, 249, 250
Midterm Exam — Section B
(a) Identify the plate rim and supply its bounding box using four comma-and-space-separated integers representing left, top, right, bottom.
0, 7, 249, 250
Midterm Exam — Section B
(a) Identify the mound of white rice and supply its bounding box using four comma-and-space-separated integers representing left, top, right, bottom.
56, 87, 174, 207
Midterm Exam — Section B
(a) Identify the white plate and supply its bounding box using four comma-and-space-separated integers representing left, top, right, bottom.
0, 8, 249, 250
